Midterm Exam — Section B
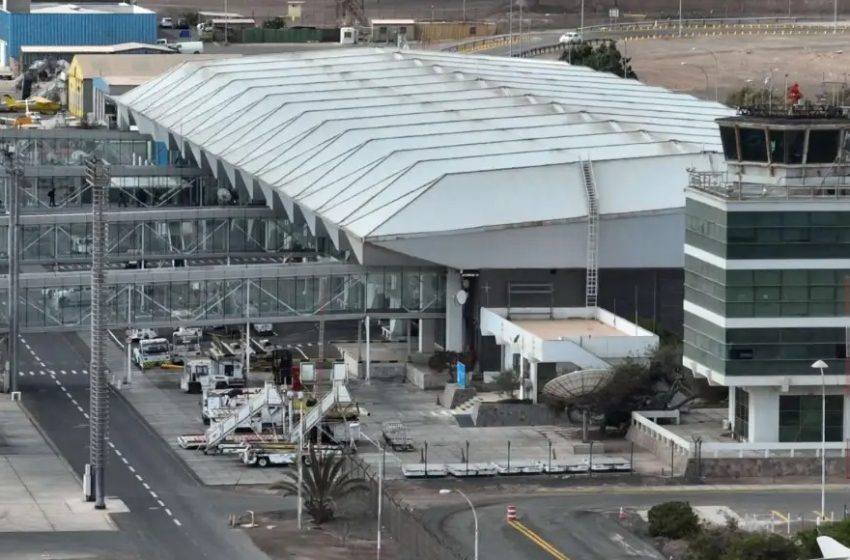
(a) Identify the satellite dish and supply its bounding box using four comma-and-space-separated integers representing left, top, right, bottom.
455, 289, 468, 305
542, 368, 614, 404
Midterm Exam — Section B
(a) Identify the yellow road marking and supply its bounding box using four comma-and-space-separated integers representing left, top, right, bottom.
508, 519, 569, 560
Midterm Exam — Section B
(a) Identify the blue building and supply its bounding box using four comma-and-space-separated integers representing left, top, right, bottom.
0, 1, 156, 68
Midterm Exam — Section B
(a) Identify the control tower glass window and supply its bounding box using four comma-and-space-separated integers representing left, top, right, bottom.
719, 126, 738, 160
739, 127, 768, 162
786, 130, 806, 164
769, 130, 785, 163
807, 129, 841, 164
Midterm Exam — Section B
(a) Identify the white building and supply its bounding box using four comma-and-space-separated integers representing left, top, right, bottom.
113, 48, 731, 394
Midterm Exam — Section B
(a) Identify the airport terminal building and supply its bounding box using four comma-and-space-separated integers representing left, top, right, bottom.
2, 48, 732, 393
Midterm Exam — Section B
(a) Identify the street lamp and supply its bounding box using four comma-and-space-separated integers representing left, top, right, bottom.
691, 46, 719, 101
681, 62, 710, 99
439, 489, 478, 560
811, 359, 828, 524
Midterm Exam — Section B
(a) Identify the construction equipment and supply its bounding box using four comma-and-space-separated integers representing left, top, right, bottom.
3, 95, 60, 115
133, 337, 170, 369
172, 327, 202, 365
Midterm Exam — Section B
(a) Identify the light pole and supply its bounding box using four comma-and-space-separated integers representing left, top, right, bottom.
691, 46, 719, 101
439, 489, 478, 560
681, 62, 710, 99
678, 0, 683, 38
835, 0, 838, 34
508, 0, 513, 56
812, 359, 829, 524
580, 0, 584, 33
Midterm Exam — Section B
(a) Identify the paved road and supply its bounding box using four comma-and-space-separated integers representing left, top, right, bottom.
16, 332, 280, 560
433, 488, 850, 560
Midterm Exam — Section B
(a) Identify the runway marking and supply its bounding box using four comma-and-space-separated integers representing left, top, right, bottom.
114, 449, 122, 456
82, 369, 88, 374
173, 519, 182, 527
164, 508, 173, 517
121, 457, 129, 464
135, 474, 143, 482
75, 405, 84, 413
150, 491, 159, 499
60, 386, 67, 392
28, 370, 34, 376
39, 371, 45, 376
157, 499, 165, 507
54, 378, 61, 386
70, 399, 78, 406
71, 370, 77, 375
142, 482, 151, 490
38, 361, 45, 367
49, 370, 56, 375
82, 412, 89, 420
127, 465, 136, 473
509, 520, 569, 560
107, 441, 115, 449
60, 370, 66, 375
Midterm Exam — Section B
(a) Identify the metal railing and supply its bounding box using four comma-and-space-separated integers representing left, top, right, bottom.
688, 170, 850, 200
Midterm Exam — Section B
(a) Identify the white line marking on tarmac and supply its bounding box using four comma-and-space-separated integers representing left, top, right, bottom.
121, 457, 128, 464
82, 369, 87, 374
60, 386, 67, 392
157, 499, 165, 507
127, 466, 135, 473
142, 482, 150, 490
173, 519, 182, 527
82, 413, 89, 420
39, 371, 45, 376
135, 474, 143, 482
75, 405, 83, 413
54, 378, 61, 386
38, 361, 45, 367
71, 370, 77, 374
60, 370, 66, 375
164, 508, 172, 516
28, 371, 33, 376
150, 491, 158, 499
107, 441, 115, 449
114, 449, 122, 457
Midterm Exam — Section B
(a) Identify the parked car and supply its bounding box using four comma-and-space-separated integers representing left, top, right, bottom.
176, 18, 190, 30
559, 31, 583, 44
159, 17, 174, 29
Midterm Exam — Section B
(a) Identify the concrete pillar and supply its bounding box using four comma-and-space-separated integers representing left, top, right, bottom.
501, 343, 512, 372
843, 394, 850, 443
518, 353, 525, 400
747, 386, 779, 442
530, 361, 538, 404
418, 319, 435, 353
365, 315, 371, 382
728, 386, 736, 432
445, 268, 463, 352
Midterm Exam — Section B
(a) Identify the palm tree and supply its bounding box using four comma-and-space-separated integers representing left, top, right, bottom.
271, 445, 370, 525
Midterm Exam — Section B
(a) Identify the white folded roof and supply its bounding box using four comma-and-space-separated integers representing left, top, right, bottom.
116, 48, 733, 267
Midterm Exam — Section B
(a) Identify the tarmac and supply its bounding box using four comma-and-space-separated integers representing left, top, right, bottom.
0, 398, 116, 532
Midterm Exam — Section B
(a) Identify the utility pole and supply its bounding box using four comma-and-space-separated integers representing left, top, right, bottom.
3, 148, 20, 394
86, 157, 110, 510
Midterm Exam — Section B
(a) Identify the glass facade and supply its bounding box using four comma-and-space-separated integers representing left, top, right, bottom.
779, 395, 843, 442
685, 313, 847, 376
687, 200, 850, 259
685, 256, 850, 318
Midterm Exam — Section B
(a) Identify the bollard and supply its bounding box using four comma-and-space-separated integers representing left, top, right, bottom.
506, 505, 517, 522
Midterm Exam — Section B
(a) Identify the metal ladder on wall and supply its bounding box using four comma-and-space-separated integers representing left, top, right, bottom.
580, 158, 599, 308
290, 382, 352, 443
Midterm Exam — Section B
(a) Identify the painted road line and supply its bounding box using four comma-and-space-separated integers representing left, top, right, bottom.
509, 520, 569, 560
28, 370, 34, 376
60, 370, 66, 375
83, 413, 89, 420
157, 499, 165, 507
142, 482, 151, 490
135, 474, 143, 482
39, 371, 45, 376
107, 441, 115, 449
76, 405, 84, 413
121, 457, 129, 464
150, 491, 159, 499
71, 370, 77, 375
128, 465, 136, 473
173, 519, 182, 527
164, 508, 173, 517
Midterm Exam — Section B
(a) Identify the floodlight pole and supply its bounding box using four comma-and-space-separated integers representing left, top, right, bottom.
3, 148, 20, 394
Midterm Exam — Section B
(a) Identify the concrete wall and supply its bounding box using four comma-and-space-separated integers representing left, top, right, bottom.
686, 457, 849, 480
472, 402, 566, 427
406, 363, 447, 390
627, 422, 691, 476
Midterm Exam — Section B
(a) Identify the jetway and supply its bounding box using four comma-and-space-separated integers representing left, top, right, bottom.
0, 262, 447, 331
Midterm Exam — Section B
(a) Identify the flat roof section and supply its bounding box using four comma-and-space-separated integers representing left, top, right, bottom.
512, 318, 624, 340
